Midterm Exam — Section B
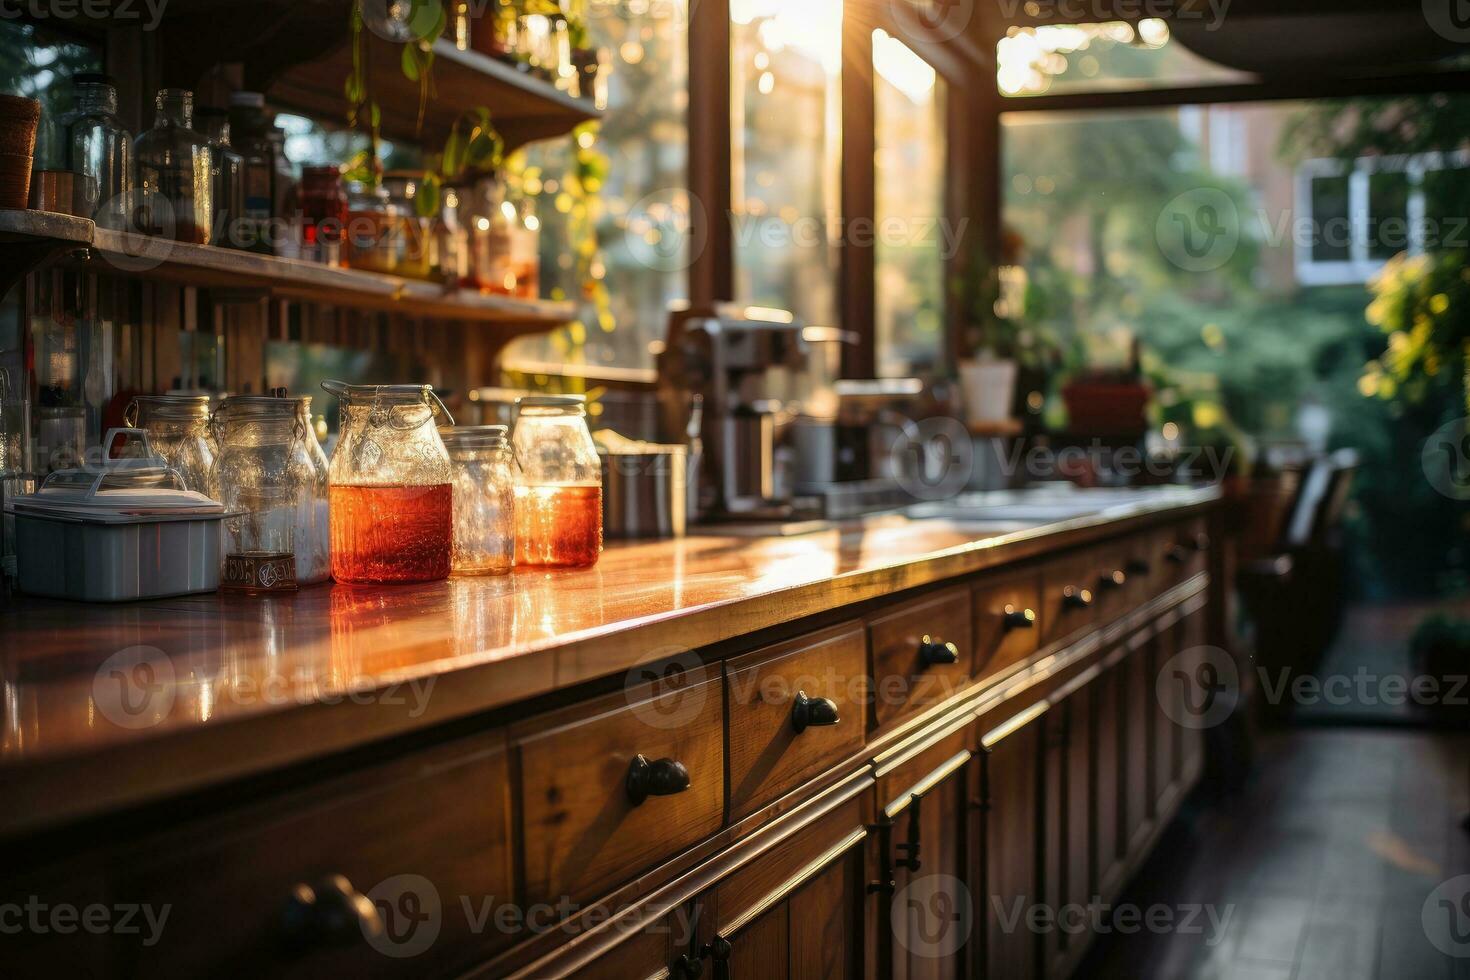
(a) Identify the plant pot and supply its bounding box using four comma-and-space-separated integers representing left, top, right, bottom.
1061, 380, 1152, 437
0, 96, 40, 210
959, 358, 1018, 424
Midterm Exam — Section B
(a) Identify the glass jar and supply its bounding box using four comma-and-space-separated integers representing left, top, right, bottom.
213, 394, 330, 592
134, 88, 214, 244
382, 170, 437, 281
227, 91, 274, 254
298, 164, 347, 266
512, 394, 601, 568
322, 381, 454, 584
442, 425, 517, 575
440, 183, 473, 288
343, 181, 405, 276
59, 72, 132, 229
194, 108, 244, 250
511, 196, 541, 298
123, 394, 219, 498
267, 126, 298, 257
468, 176, 515, 293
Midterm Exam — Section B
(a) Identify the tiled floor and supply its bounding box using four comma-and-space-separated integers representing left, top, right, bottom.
1081, 729, 1470, 979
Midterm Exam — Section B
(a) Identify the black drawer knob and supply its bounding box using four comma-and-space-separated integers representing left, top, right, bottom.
1126, 558, 1151, 575
1002, 604, 1036, 630
1062, 586, 1094, 609
1098, 570, 1126, 590
918, 635, 960, 665
1166, 544, 1189, 563
279, 874, 382, 952
1191, 533, 1211, 552
626, 754, 691, 806
791, 690, 840, 733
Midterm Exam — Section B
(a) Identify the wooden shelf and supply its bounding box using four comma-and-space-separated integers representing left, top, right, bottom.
269, 38, 602, 152
967, 418, 1026, 438
0, 209, 577, 328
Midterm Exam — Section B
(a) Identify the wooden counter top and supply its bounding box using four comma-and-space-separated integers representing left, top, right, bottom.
0, 487, 1218, 837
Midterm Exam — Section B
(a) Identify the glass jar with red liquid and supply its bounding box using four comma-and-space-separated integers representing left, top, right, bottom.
512, 394, 602, 568
322, 381, 455, 584
298, 164, 347, 266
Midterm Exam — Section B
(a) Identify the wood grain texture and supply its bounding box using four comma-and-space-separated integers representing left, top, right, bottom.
868, 587, 975, 731
1041, 548, 1102, 648
972, 567, 1043, 681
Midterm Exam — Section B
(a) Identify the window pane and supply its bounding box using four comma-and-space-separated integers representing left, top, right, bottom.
1366, 170, 1410, 261
1422, 164, 1470, 251
731, 0, 843, 325
1310, 174, 1351, 263
504, 0, 689, 372
874, 30, 946, 377
997, 20, 1250, 98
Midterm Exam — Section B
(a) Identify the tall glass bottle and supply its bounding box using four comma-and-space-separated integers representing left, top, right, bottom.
267, 126, 298, 257
59, 72, 131, 228
133, 89, 213, 245
228, 91, 274, 253
195, 108, 244, 249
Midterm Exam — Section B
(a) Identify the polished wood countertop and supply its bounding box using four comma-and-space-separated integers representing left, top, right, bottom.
0, 486, 1218, 836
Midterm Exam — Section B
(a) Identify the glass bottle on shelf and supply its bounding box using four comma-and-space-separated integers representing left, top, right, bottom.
124, 394, 219, 498
440, 183, 473, 288
511, 196, 541, 298
469, 176, 515, 294
194, 108, 244, 250
298, 164, 347, 266
343, 181, 405, 276
322, 381, 454, 584
266, 126, 298, 258
228, 91, 274, 254
133, 88, 214, 245
382, 170, 437, 281
512, 394, 602, 568
442, 425, 517, 575
59, 72, 131, 228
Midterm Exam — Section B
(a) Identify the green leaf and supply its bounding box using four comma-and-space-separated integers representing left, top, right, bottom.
401, 44, 420, 82
369, 102, 381, 130
418, 174, 442, 218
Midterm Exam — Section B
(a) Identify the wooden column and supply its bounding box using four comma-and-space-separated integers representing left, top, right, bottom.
688, 0, 734, 309
841, 9, 877, 380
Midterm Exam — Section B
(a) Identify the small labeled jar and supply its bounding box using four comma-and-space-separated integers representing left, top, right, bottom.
512, 394, 601, 568
343, 181, 404, 276
124, 394, 219, 498
442, 425, 517, 575
298, 164, 348, 265
382, 170, 437, 281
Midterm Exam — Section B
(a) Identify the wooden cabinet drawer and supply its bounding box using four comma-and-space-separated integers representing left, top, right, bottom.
117, 736, 514, 980
1171, 517, 1211, 581
972, 568, 1042, 681
1090, 540, 1133, 626
867, 586, 974, 729
513, 673, 725, 906
1041, 550, 1100, 647
726, 623, 867, 821
1124, 529, 1168, 609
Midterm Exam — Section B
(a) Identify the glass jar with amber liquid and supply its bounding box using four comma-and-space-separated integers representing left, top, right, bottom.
512, 394, 602, 568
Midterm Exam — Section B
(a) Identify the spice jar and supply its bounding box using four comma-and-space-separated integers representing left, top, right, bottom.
298, 164, 347, 265
442, 425, 517, 575
512, 394, 602, 568
322, 381, 454, 584
343, 181, 405, 276
213, 393, 331, 592
382, 170, 437, 281
124, 394, 219, 498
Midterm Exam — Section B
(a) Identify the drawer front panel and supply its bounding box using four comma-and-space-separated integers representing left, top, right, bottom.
727, 623, 867, 821
868, 586, 974, 729
514, 674, 725, 906
1041, 550, 1100, 647
972, 568, 1043, 681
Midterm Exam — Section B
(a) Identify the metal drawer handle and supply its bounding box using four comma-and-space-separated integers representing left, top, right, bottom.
1126, 558, 1151, 575
1166, 544, 1189, 563
791, 690, 840, 733
1062, 586, 1094, 609
1098, 570, 1127, 590
918, 635, 960, 666
1192, 533, 1211, 552
626, 754, 691, 806
279, 874, 382, 953
1002, 604, 1036, 630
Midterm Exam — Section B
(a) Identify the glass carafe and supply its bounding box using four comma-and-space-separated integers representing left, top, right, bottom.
124, 394, 219, 498
512, 394, 601, 568
442, 425, 517, 576
59, 72, 131, 228
323, 381, 454, 584
134, 88, 214, 245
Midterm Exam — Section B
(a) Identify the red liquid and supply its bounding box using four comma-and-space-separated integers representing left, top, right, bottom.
515, 485, 603, 568
330, 484, 453, 584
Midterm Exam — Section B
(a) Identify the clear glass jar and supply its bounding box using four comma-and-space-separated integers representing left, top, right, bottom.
382, 170, 437, 281
511, 196, 541, 298
298, 164, 348, 266
442, 425, 517, 575
194, 108, 244, 250
59, 72, 132, 229
213, 394, 329, 592
468, 175, 516, 293
134, 88, 214, 245
227, 91, 273, 254
124, 394, 219, 498
343, 181, 405, 276
322, 381, 454, 584
512, 394, 602, 568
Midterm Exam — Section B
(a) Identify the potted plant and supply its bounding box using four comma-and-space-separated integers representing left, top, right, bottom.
956, 230, 1035, 425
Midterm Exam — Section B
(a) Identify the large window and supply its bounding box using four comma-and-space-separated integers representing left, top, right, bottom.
730, 0, 843, 326
874, 29, 947, 377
